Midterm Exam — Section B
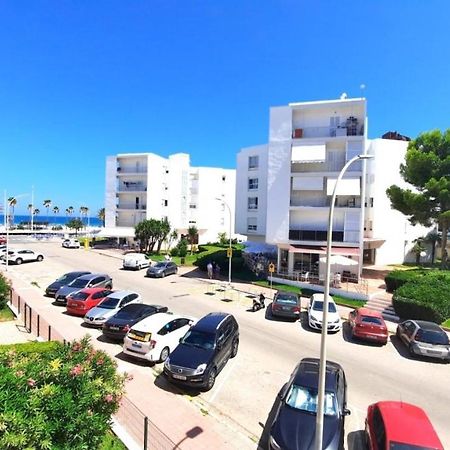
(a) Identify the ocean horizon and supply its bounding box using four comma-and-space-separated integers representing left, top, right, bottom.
6, 215, 103, 227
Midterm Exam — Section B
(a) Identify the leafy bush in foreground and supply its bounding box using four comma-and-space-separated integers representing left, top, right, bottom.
0, 336, 126, 450
0, 273, 10, 310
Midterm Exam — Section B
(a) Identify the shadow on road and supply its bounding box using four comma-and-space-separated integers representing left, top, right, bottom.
341, 322, 385, 347
257, 386, 283, 450
264, 304, 298, 323
347, 430, 366, 450
153, 373, 201, 397
115, 350, 155, 367
390, 335, 448, 364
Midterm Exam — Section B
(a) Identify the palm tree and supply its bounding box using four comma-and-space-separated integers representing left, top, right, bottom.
187, 226, 198, 255
43, 199, 52, 225
423, 231, 441, 265
68, 206, 74, 216
97, 208, 105, 227
79, 206, 89, 227
7, 197, 17, 226
27, 204, 33, 229
52, 206, 59, 224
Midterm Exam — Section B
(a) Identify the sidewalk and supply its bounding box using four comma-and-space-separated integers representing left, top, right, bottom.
4, 270, 254, 450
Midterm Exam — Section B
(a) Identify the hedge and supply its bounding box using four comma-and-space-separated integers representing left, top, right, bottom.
194, 248, 243, 273
0, 273, 10, 310
393, 276, 450, 323
384, 269, 429, 293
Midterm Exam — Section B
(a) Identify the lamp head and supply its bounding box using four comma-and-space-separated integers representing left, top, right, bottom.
357, 155, 374, 160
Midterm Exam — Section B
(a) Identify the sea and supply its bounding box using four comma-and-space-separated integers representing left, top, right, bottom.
8, 215, 103, 227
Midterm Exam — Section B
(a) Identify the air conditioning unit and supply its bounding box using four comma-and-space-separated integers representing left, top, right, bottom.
293, 128, 303, 138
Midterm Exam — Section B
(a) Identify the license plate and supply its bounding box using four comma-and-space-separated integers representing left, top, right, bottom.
172, 374, 187, 380
132, 342, 142, 348
110, 326, 119, 331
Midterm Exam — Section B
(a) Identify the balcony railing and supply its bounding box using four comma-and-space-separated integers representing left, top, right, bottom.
117, 167, 147, 174
289, 229, 344, 242
117, 204, 147, 210
292, 124, 364, 139
290, 198, 361, 208
117, 185, 147, 192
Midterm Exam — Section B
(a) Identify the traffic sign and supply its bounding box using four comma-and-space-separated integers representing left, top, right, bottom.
268, 263, 275, 273
227, 247, 233, 258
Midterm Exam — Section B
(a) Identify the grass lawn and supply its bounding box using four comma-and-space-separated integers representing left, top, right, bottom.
99, 431, 126, 450
253, 280, 365, 308
442, 319, 450, 329
0, 308, 14, 322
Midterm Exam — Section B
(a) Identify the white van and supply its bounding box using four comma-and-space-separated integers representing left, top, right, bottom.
122, 253, 151, 270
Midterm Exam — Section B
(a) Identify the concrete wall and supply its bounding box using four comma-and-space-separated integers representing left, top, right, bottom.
105, 156, 117, 228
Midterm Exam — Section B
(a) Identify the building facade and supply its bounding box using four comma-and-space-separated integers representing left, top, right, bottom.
105, 152, 238, 244
236, 97, 428, 281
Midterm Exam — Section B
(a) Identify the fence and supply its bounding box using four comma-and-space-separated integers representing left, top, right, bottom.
7, 288, 177, 450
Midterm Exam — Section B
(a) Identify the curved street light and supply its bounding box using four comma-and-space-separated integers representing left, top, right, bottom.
315, 154, 373, 450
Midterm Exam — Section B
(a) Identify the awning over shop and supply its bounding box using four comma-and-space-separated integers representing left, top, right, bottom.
287, 245, 359, 256
363, 238, 385, 249
291, 144, 326, 163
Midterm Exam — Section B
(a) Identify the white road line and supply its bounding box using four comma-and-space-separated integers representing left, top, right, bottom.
209, 357, 238, 404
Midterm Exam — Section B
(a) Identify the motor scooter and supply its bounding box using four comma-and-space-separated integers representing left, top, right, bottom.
252, 294, 265, 312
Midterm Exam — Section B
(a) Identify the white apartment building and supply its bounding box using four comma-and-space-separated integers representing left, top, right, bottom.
105, 152, 238, 244
236, 97, 428, 280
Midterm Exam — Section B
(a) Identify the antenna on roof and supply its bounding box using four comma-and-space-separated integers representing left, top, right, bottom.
360, 83, 366, 99
340, 92, 347, 100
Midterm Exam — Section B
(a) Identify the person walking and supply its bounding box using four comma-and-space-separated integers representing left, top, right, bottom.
214, 263, 221, 279
207, 261, 213, 279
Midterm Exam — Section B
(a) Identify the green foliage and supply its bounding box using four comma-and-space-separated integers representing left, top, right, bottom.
217, 232, 228, 246
170, 247, 179, 257
66, 218, 84, 235
393, 274, 450, 323
195, 248, 242, 274
99, 431, 126, 450
0, 341, 59, 355
177, 238, 188, 258
385, 269, 436, 293
135, 218, 171, 253
0, 336, 126, 450
0, 273, 10, 310
386, 129, 450, 267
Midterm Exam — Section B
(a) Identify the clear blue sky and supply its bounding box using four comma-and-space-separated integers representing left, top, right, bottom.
1, 1, 449, 214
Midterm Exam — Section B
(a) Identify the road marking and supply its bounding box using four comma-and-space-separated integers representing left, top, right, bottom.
208, 357, 238, 404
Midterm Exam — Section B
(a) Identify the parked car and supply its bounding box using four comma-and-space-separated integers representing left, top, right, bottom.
102, 303, 168, 341
83, 290, 142, 327
365, 401, 444, 450
66, 288, 114, 316
54, 273, 113, 305
269, 358, 350, 450
0, 249, 44, 265
45, 271, 92, 297
307, 294, 342, 332
62, 238, 80, 249
164, 312, 239, 391
271, 291, 301, 320
348, 308, 388, 345
396, 320, 450, 361
146, 261, 178, 278
123, 253, 151, 270
0, 236, 6, 244
123, 313, 197, 363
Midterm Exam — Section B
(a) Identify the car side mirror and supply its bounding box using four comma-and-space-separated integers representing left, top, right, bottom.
179, 338, 183, 343
343, 408, 351, 416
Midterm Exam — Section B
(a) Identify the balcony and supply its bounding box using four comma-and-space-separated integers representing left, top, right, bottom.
117, 183, 147, 192
289, 229, 344, 242
290, 197, 361, 208
117, 204, 147, 210
292, 124, 364, 140
117, 167, 147, 174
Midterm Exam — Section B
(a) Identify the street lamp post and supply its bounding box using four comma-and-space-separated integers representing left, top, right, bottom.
314, 154, 373, 450
215, 198, 232, 285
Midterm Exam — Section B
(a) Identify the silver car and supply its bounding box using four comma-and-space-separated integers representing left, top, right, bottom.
83, 290, 142, 327
396, 320, 450, 361
55, 273, 113, 305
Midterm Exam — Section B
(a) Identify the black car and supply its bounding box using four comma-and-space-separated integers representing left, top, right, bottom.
271, 291, 301, 320
146, 261, 178, 278
102, 303, 168, 341
269, 358, 350, 450
164, 312, 239, 391
45, 271, 91, 297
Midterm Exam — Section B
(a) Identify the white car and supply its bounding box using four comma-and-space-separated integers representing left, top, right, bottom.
123, 253, 151, 270
307, 293, 342, 332
1, 249, 44, 265
62, 238, 80, 249
83, 290, 142, 327
123, 313, 197, 363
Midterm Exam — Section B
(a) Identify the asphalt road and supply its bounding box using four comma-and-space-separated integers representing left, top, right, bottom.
4, 240, 449, 449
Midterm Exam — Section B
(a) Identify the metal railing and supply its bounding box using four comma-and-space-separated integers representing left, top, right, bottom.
7, 288, 177, 450
292, 125, 364, 139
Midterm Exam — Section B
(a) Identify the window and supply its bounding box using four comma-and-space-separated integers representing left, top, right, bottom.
222, 175, 226, 181
248, 155, 259, 170
189, 204, 197, 209
220, 218, 225, 226
248, 178, 259, 190
247, 217, 257, 232
248, 197, 258, 210
162, 200, 168, 207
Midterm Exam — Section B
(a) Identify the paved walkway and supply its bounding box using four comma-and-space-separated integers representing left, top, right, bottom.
0, 319, 35, 345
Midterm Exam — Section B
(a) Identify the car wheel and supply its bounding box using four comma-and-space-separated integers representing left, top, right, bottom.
159, 347, 170, 363
161, 271, 166, 278
37, 255, 43, 262
408, 343, 415, 356
231, 339, 239, 358
106, 283, 112, 289
15, 258, 23, 265
204, 368, 216, 391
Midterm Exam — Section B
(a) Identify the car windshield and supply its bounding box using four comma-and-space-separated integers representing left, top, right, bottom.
285, 385, 337, 416
115, 307, 152, 319
361, 316, 383, 326
276, 294, 298, 305
416, 329, 449, 345
312, 301, 337, 313
68, 278, 89, 288
70, 292, 89, 301
390, 443, 436, 450
181, 330, 216, 350
97, 297, 120, 309
154, 262, 166, 268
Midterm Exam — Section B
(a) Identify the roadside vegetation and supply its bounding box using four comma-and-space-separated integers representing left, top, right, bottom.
0, 337, 126, 450
0, 273, 13, 321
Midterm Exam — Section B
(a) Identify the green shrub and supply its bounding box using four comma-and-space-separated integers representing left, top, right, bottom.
0, 336, 126, 450
177, 239, 188, 258
0, 273, 10, 310
170, 247, 179, 257
195, 248, 242, 274
384, 269, 429, 293
393, 276, 450, 323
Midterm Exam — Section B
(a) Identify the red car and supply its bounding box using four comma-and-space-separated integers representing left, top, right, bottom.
0, 236, 6, 244
66, 288, 114, 316
366, 401, 444, 450
348, 307, 388, 344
